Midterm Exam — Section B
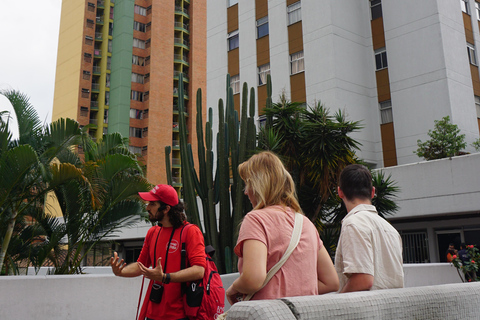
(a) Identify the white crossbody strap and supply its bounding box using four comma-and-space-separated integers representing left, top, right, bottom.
244, 212, 303, 301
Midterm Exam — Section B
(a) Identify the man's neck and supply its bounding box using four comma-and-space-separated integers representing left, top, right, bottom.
160, 216, 173, 228
344, 199, 372, 214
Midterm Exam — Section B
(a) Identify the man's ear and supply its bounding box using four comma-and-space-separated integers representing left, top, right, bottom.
337, 186, 345, 200
164, 205, 171, 213
371, 186, 376, 199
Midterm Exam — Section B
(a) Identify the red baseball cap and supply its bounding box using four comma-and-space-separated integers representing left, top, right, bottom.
138, 184, 179, 206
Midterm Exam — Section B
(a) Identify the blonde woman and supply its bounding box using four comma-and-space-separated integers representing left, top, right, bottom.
226, 151, 339, 305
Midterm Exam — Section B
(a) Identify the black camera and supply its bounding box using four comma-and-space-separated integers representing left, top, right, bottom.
149, 283, 164, 303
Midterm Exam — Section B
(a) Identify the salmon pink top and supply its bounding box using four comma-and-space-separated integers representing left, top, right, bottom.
235, 205, 322, 300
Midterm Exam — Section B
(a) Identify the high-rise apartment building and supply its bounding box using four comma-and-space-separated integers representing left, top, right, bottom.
207, 0, 480, 168
52, 0, 206, 189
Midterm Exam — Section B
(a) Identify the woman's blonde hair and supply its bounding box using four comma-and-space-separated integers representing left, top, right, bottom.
238, 151, 302, 213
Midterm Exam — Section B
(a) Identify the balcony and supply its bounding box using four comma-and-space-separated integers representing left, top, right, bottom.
96, 16, 104, 24
172, 177, 181, 184
174, 6, 189, 16
97, 0, 105, 8
172, 139, 180, 147
94, 49, 102, 57
93, 65, 101, 74
174, 53, 189, 64
90, 101, 99, 109
174, 37, 190, 48
174, 22, 189, 32
173, 71, 189, 81
89, 118, 98, 125
95, 32, 103, 40
91, 83, 100, 91
172, 158, 181, 166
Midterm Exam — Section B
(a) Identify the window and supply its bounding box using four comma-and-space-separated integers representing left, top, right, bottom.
476, 1, 480, 19
379, 100, 393, 124
375, 47, 388, 70
108, 40, 112, 53
83, 70, 91, 80
129, 127, 142, 138
133, 38, 146, 49
290, 51, 304, 75
87, 2, 95, 11
228, 0, 238, 7
131, 73, 144, 84
461, 0, 470, 14
131, 90, 145, 102
129, 146, 142, 154
132, 55, 145, 66
81, 88, 90, 98
134, 21, 146, 32
258, 115, 267, 128
257, 16, 269, 39
86, 19, 94, 28
287, 2, 301, 26
230, 74, 240, 94
134, 5, 147, 16
467, 43, 477, 65
228, 30, 239, 51
401, 231, 430, 263
258, 63, 270, 86
475, 96, 480, 118
80, 107, 89, 117
85, 36, 93, 45
370, 0, 382, 20
105, 92, 110, 106
84, 52, 92, 63
130, 108, 144, 119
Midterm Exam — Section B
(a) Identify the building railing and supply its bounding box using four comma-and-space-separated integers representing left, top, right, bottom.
92, 83, 100, 91
95, 32, 103, 39
172, 158, 181, 165
174, 22, 189, 31
174, 37, 190, 47
173, 53, 189, 63
173, 71, 189, 81
174, 6, 189, 15
93, 66, 101, 73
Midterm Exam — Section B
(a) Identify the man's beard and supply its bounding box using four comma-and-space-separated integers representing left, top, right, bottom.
148, 209, 164, 223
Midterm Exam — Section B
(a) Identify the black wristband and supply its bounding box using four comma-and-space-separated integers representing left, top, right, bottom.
164, 273, 171, 284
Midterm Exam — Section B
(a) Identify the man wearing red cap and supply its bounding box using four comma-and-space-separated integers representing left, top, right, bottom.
110, 184, 206, 320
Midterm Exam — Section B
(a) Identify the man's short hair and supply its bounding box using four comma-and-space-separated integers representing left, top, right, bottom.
338, 164, 373, 201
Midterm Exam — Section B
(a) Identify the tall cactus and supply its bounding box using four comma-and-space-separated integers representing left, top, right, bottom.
172, 74, 257, 273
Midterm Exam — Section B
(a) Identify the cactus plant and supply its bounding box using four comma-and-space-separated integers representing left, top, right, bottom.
173, 74, 257, 273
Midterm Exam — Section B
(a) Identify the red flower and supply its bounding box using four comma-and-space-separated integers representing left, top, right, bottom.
468, 245, 474, 249
472, 260, 476, 264
469, 279, 472, 282
453, 255, 457, 259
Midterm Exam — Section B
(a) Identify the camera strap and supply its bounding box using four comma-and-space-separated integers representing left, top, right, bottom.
153, 227, 176, 279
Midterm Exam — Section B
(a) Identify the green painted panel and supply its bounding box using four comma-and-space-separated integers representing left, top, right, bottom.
108, 0, 135, 139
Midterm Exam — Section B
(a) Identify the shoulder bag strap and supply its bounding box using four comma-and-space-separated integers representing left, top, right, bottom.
243, 212, 303, 301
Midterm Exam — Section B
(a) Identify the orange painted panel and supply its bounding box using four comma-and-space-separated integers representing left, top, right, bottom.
371, 17, 385, 50
256, 35, 270, 66
257, 84, 267, 115
228, 48, 239, 76
255, 0, 268, 20
227, 5, 238, 34
375, 68, 391, 102
290, 72, 306, 103
286, 0, 299, 6
288, 21, 303, 55
470, 64, 480, 96
380, 122, 398, 167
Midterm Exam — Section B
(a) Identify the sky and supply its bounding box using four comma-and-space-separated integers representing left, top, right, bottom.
0, 0, 62, 137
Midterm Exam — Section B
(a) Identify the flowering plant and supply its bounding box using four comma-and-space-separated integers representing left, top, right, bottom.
451, 245, 479, 282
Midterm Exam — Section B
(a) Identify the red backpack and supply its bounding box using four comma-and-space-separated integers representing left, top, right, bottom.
180, 223, 225, 320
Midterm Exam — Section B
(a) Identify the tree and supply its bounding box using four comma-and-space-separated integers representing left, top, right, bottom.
414, 116, 466, 160
473, 138, 480, 151
0, 89, 150, 274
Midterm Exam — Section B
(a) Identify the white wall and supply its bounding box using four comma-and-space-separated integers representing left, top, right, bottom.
0, 264, 462, 319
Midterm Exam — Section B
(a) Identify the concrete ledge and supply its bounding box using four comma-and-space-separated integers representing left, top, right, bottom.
227, 282, 480, 320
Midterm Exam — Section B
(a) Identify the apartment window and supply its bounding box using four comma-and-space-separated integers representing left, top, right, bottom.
258, 115, 267, 128
104, 110, 108, 124
134, 21, 146, 32
129, 127, 142, 138
146, 22, 152, 32
85, 36, 93, 45
132, 55, 145, 66
375, 47, 388, 70
230, 74, 240, 94
370, 0, 382, 20
287, 2, 301, 26
108, 40, 112, 53
110, 7, 114, 19
129, 146, 142, 154
81, 88, 90, 98
468, 43, 477, 65
379, 100, 393, 124
83, 70, 91, 80
228, 0, 238, 7
228, 30, 239, 51
87, 2, 95, 11
475, 96, 480, 117
143, 108, 149, 117
476, 1, 480, 19
105, 74, 110, 88
146, 39, 151, 48
105, 92, 110, 106
84, 53, 92, 63
142, 127, 148, 137
107, 56, 111, 70
290, 51, 304, 75
86, 19, 94, 28
134, 5, 147, 16
258, 63, 270, 86
131, 90, 145, 102
133, 38, 146, 49
257, 16, 269, 39
401, 231, 430, 263
80, 107, 89, 117
461, 0, 470, 14
147, 5, 152, 15
130, 108, 144, 119
131, 73, 145, 84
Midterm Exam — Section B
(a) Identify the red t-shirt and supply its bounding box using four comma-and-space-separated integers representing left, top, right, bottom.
138, 223, 206, 320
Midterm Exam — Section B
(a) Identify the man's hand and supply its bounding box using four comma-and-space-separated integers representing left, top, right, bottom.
341, 273, 374, 293
138, 257, 164, 282
110, 252, 126, 276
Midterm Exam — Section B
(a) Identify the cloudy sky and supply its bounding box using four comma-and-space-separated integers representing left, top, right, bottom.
0, 0, 62, 136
